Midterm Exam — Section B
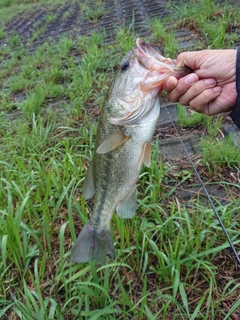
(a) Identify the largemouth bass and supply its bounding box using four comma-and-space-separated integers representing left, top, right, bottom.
70, 38, 190, 265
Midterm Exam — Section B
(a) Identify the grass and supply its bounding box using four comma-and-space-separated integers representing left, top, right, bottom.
79, 0, 106, 24
200, 135, 240, 168
148, 0, 240, 56
177, 104, 240, 170
148, 18, 180, 56
173, 0, 240, 49
0, 0, 63, 35
0, 0, 240, 319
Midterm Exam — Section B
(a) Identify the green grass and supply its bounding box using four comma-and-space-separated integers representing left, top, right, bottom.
148, 0, 240, 54
173, 0, 240, 49
200, 135, 240, 168
0, 0, 240, 319
79, 0, 106, 24
0, 0, 63, 33
148, 18, 180, 56
177, 104, 240, 170
177, 104, 206, 127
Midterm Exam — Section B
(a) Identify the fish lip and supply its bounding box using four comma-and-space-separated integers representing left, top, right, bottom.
136, 38, 150, 56
135, 38, 175, 72
135, 38, 158, 62
135, 38, 192, 76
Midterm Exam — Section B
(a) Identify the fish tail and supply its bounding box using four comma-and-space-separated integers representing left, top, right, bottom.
69, 221, 115, 265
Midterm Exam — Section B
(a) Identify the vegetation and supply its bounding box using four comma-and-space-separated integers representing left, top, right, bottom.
0, 0, 239, 319
79, 0, 106, 23
173, 0, 240, 49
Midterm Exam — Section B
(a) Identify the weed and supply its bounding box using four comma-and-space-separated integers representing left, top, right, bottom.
45, 13, 56, 23
148, 18, 180, 56
79, 0, 105, 24
19, 84, 46, 115
177, 104, 238, 170
177, 104, 205, 127
174, 0, 240, 48
0, 27, 6, 39
200, 135, 240, 168
58, 37, 74, 58
63, 11, 70, 20
115, 23, 137, 53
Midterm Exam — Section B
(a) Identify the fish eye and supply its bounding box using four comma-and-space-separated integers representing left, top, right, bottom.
120, 60, 130, 71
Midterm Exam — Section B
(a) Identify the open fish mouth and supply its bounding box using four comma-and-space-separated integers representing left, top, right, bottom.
135, 38, 175, 71
135, 38, 192, 77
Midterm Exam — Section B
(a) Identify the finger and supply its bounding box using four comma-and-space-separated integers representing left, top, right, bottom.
205, 85, 237, 115
163, 76, 177, 92
176, 51, 206, 69
178, 78, 217, 106
168, 73, 199, 102
188, 86, 222, 114
206, 100, 233, 116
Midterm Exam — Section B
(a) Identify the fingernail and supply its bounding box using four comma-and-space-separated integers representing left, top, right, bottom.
213, 86, 222, 93
204, 78, 216, 86
184, 74, 198, 85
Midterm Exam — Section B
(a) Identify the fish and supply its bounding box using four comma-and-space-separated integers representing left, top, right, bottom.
69, 38, 191, 265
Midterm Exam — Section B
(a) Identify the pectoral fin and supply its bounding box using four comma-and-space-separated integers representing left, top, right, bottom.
97, 131, 129, 154
116, 188, 137, 219
138, 141, 152, 170
82, 162, 95, 200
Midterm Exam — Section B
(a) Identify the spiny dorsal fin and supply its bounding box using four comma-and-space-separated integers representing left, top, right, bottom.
97, 131, 129, 154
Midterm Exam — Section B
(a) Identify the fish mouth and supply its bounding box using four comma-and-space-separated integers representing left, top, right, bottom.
135, 38, 191, 77
135, 38, 175, 72
136, 38, 157, 60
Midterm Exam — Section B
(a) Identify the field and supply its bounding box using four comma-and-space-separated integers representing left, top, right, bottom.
0, 0, 240, 319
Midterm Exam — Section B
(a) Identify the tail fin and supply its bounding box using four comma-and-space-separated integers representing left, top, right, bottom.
69, 221, 115, 265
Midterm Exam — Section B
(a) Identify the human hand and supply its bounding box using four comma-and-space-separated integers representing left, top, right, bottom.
164, 50, 237, 115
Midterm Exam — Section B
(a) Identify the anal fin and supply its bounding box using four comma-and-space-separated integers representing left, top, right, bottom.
116, 188, 137, 219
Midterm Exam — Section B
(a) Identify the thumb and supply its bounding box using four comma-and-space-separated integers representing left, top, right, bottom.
163, 76, 178, 92
176, 52, 200, 70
